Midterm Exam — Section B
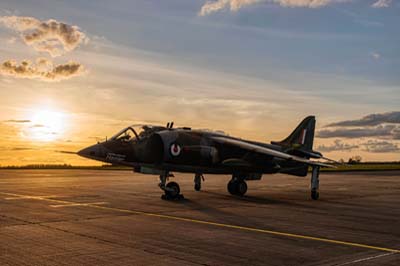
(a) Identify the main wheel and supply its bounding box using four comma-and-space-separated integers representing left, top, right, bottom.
236, 180, 247, 196
311, 189, 319, 200
194, 183, 201, 191
227, 180, 237, 195
165, 182, 180, 199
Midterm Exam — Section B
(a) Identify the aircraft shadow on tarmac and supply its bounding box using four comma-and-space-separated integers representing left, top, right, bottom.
156, 191, 319, 226
170, 190, 317, 213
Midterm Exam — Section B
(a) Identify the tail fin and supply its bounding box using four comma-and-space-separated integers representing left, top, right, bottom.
271, 116, 316, 151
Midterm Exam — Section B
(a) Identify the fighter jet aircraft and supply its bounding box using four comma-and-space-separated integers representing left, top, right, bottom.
78, 116, 334, 200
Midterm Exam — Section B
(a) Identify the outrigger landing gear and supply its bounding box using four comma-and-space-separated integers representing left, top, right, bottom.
227, 175, 248, 196
159, 172, 184, 200
311, 166, 320, 200
194, 173, 204, 191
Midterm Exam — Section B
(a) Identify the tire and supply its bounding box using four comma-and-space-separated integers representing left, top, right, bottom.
236, 180, 247, 196
194, 183, 201, 191
227, 180, 237, 195
165, 182, 180, 199
311, 189, 319, 200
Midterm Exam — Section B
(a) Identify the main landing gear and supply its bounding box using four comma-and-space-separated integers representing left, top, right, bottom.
227, 175, 248, 196
159, 172, 184, 200
311, 166, 320, 200
194, 173, 204, 191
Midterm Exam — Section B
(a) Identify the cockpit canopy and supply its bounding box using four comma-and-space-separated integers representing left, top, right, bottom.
111, 125, 164, 142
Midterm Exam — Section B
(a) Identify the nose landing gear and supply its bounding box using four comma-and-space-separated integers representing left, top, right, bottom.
159, 172, 184, 200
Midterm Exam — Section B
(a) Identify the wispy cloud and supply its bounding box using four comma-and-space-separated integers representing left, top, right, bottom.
325, 111, 400, 127
318, 111, 400, 140
200, 0, 260, 16
0, 16, 88, 57
4, 119, 31, 123
362, 140, 399, 153
371, 52, 381, 60
0, 58, 85, 82
199, 0, 350, 15
317, 139, 359, 152
317, 124, 399, 139
30, 124, 45, 128
371, 0, 392, 8
317, 139, 400, 153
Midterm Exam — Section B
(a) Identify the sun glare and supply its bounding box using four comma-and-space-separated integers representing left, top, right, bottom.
30, 110, 66, 141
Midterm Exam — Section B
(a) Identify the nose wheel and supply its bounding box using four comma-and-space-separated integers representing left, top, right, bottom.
159, 172, 184, 200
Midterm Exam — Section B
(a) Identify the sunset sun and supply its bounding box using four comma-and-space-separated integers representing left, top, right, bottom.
30, 110, 66, 141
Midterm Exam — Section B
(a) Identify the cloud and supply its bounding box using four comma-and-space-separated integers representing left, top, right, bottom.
317, 139, 358, 152
0, 16, 88, 57
317, 124, 399, 139
30, 124, 45, 128
274, 0, 337, 8
0, 16, 40, 31
371, 52, 381, 60
371, 0, 392, 8
6, 36, 17, 44
4, 119, 31, 123
0, 146, 41, 152
200, 0, 261, 16
362, 140, 399, 153
0, 58, 85, 81
11, 147, 37, 151
199, 0, 348, 15
326, 111, 400, 127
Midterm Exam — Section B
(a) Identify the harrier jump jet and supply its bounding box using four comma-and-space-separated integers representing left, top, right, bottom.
78, 116, 334, 200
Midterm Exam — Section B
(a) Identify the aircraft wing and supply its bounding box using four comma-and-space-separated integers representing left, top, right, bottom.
211, 136, 335, 168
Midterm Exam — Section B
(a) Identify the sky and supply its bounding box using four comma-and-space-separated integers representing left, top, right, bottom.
0, 0, 399, 166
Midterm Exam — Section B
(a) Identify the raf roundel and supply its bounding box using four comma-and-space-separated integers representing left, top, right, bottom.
170, 143, 182, 157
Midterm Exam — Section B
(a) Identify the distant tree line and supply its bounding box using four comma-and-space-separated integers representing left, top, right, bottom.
0, 164, 74, 169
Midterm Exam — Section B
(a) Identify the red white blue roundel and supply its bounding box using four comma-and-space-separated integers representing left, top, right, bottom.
170, 143, 181, 157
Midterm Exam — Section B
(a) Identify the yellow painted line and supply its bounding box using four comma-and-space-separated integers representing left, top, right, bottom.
50, 202, 108, 208
1, 191, 399, 253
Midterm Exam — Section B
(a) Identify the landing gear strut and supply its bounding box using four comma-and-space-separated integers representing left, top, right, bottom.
227, 175, 247, 196
194, 173, 204, 191
159, 172, 183, 200
311, 166, 320, 200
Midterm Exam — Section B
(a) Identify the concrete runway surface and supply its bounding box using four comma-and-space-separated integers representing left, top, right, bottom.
0, 170, 399, 266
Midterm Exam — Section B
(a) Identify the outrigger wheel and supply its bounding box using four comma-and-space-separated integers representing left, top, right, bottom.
227, 178, 248, 196
311, 189, 319, 200
194, 173, 204, 191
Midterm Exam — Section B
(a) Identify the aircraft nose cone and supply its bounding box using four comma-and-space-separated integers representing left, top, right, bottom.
78, 144, 103, 159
